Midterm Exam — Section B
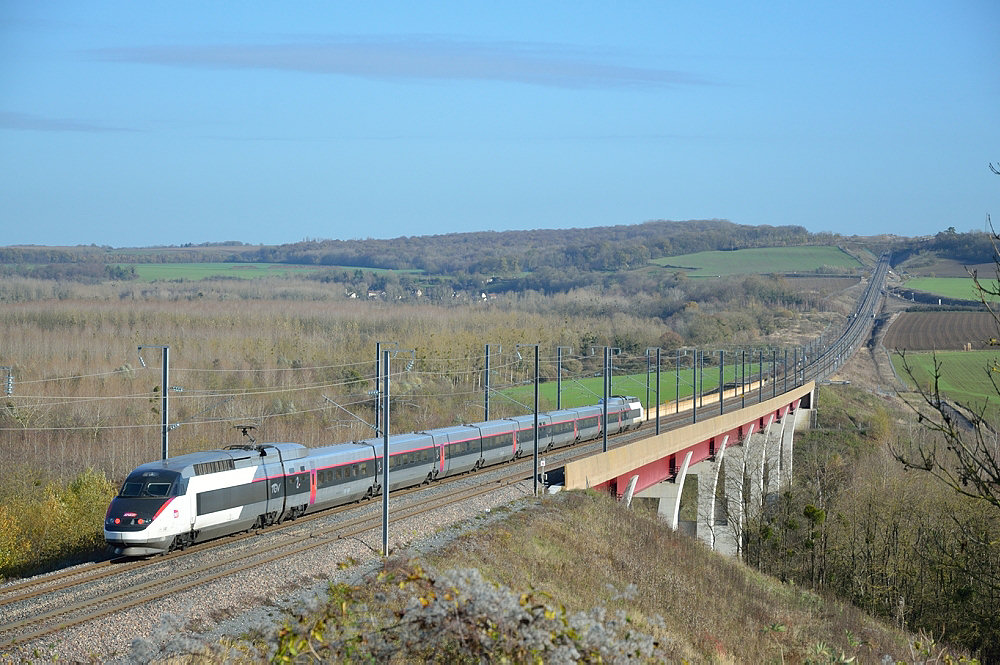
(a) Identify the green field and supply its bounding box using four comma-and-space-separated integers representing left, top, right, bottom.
119, 262, 420, 282
891, 350, 1000, 420
503, 364, 744, 412
651, 246, 861, 277
903, 276, 1000, 302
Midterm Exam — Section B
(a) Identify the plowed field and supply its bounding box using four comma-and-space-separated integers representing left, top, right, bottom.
882, 311, 999, 350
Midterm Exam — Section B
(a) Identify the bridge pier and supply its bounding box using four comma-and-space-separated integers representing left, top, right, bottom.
632, 401, 814, 558
568, 382, 817, 557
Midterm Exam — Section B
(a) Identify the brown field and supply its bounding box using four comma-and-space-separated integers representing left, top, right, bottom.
897, 255, 997, 278
781, 275, 860, 294
882, 310, 999, 350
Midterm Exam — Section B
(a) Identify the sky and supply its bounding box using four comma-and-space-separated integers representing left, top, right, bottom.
1, 2, 998, 248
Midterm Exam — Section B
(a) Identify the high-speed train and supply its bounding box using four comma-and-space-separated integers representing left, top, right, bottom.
104, 396, 644, 556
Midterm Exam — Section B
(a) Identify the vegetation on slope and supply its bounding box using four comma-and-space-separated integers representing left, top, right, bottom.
652, 245, 861, 277
133, 491, 956, 663
751, 384, 1000, 660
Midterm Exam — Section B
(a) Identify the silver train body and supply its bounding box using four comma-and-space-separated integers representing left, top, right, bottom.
104, 396, 643, 556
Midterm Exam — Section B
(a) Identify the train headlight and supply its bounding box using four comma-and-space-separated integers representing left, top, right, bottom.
114, 518, 121, 525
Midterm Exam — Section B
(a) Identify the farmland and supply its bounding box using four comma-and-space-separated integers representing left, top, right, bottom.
885, 311, 1000, 420
503, 361, 747, 411
891, 350, 1000, 422
124, 262, 321, 281
882, 311, 999, 350
902, 276, 1000, 302
117, 262, 421, 282
650, 246, 862, 277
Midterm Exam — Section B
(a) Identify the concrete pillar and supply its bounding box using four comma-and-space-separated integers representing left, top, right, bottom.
781, 413, 797, 487
718, 435, 746, 558
662, 451, 692, 530
634, 451, 694, 534
743, 416, 786, 515
695, 434, 739, 555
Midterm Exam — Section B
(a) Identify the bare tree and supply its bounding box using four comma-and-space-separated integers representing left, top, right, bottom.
893, 163, 1000, 511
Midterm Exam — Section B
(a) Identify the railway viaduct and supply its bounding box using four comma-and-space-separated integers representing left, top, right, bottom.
562, 251, 890, 556
564, 381, 814, 557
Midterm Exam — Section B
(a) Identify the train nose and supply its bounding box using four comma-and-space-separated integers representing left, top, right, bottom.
106, 511, 152, 529
104, 497, 168, 531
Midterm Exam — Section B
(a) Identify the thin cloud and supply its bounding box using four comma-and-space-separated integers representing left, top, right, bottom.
90, 36, 704, 89
0, 110, 129, 133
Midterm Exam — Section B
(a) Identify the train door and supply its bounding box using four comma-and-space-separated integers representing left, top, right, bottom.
260, 446, 286, 520
309, 467, 317, 506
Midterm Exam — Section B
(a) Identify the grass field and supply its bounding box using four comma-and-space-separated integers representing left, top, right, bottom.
119, 262, 419, 282
651, 246, 861, 277
891, 350, 1000, 420
502, 363, 745, 411
902, 276, 1000, 302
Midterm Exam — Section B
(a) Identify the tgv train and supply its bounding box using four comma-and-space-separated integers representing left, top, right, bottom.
104, 397, 644, 556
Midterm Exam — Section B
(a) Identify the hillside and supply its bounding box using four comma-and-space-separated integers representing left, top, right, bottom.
0, 219, 834, 283
130, 491, 955, 662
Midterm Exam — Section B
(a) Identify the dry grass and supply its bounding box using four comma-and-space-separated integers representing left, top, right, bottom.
419, 491, 918, 663
0, 280, 663, 484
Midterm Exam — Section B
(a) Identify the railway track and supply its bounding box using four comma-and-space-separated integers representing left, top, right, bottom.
0, 390, 795, 652
0, 471, 524, 649
0, 419, 651, 652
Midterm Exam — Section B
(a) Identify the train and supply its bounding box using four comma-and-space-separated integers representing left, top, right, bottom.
104, 396, 645, 556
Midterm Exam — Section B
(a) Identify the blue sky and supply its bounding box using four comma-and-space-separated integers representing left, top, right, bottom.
1, 2, 998, 248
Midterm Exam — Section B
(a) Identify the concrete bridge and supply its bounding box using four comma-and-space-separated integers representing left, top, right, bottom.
564, 381, 815, 556
561, 252, 888, 556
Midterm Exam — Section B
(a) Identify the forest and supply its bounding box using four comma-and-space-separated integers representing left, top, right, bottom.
0, 219, 825, 282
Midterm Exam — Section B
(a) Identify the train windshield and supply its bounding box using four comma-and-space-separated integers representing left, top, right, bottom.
119, 470, 181, 498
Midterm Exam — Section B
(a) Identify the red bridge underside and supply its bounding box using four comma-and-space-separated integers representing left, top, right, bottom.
591, 397, 801, 498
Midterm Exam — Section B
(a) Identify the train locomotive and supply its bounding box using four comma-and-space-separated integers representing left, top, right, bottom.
105, 397, 644, 556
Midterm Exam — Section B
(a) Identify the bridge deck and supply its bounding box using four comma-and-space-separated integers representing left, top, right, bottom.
564, 381, 815, 494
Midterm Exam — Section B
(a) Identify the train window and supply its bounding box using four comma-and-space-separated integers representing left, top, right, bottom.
119, 470, 180, 497
147, 482, 167, 496
120, 481, 143, 497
